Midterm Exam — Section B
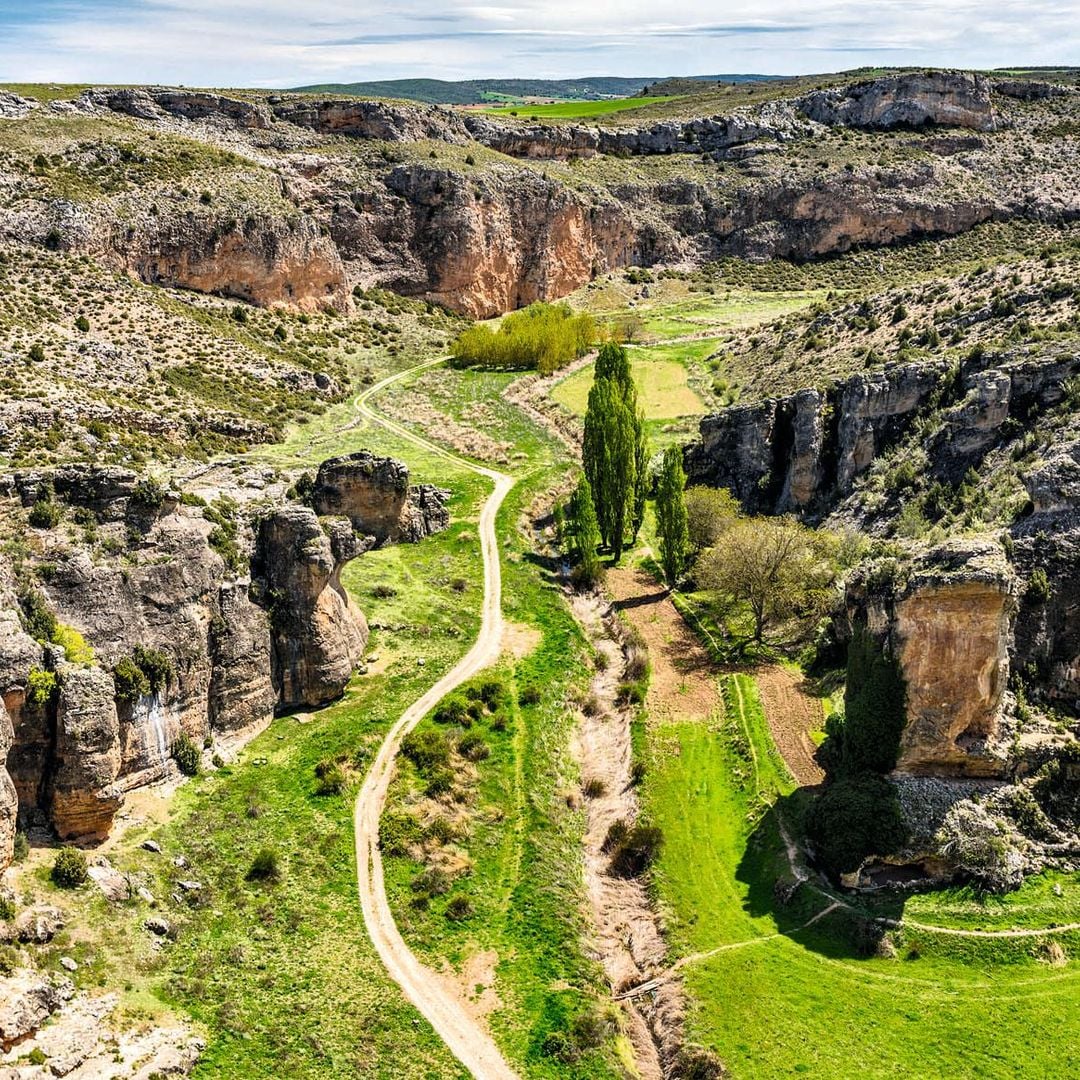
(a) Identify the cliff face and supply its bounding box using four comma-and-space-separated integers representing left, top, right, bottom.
253, 507, 370, 711
366, 166, 639, 318
121, 213, 350, 313
800, 71, 996, 131
890, 544, 1017, 778
0, 449, 441, 859
25, 69, 1042, 320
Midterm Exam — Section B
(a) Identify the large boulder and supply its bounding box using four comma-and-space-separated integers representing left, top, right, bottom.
312, 451, 450, 544
254, 506, 370, 710
0, 972, 73, 1051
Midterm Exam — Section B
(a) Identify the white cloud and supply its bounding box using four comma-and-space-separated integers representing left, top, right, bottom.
0, 0, 1076, 86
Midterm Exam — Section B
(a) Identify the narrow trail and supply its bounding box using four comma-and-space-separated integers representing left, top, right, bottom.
351, 360, 519, 1080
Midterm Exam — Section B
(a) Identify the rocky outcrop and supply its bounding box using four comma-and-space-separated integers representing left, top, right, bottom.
208, 583, 276, 738
367, 165, 639, 318
891, 542, 1018, 777
799, 71, 996, 131
993, 79, 1071, 101
83, 86, 272, 129
50, 661, 123, 841
0, 972, 73, 1051
0, 701, 15, 870
274, 97, 468, 142
685, 361, 952, 515
253, 506, 370, 710
0, 92, 36, 121
120, 211, 350, 313
311, 451, 450, 544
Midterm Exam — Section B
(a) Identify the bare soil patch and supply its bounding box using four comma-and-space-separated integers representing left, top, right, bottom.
606, 566, 719, 725
754, 666, 826, 788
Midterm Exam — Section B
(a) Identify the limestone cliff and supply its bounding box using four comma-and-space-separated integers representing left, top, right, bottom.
0, 700, 15, 869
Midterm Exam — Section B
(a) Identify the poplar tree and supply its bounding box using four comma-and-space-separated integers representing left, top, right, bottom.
567, 477, 602, 586
655, 445, 689, 585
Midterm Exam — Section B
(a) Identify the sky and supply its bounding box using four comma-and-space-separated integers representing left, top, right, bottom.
0, 0, 1076, 87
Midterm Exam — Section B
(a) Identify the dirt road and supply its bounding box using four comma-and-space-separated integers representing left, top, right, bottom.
352, 363, 519, 1080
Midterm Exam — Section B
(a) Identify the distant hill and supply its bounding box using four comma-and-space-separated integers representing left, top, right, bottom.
288, 75, 781, 104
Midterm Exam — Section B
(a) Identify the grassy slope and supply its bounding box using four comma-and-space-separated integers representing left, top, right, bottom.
482, 96, 672, 119
639, 612, 1080, 1079
373, 363, 625, 1075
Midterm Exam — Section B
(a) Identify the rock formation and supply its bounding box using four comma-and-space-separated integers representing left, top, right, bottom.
311, 451, 450, 544
799, 71, 996, 131
253, 507, 370, 710
0, 448, 445, 861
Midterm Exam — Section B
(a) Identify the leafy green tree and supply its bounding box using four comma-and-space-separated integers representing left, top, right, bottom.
567, 477, 602, 587
696, 517, 838, 644
685, 486, 740, 549
655, 446, 689, 585
583, 378, 636, 561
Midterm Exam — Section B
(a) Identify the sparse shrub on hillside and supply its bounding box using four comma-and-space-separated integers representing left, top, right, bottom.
246, 847, 280, 883
458, 732, 490, 762
445, 895, 474, 921
28, 499, 62, 529
26, 666, 58, 707
113, 655, 150, 702
380, 811, 423, 856
51, 847, 88, 889
12, 832, 29, 864
401, 729, 451, 772
609, 824, 663, 877
315, 759, 347, 796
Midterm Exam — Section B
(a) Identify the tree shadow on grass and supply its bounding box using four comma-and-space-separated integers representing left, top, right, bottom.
735, 791, 907, 961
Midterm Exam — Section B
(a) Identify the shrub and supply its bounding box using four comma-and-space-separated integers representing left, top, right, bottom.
601, 819, 629, 853
425, 767, 455, 796
518, 685, 542, 706
113, 656, 150, 702
676, 1045, 727, 1079
380, 811, 423, 856
12, 832, 29, 863
131, 477, 166, 511
445, 895, 474, 921
246, 847, 280, 882
52, 624, 94, 666
26, 666, 58, 707
411, 866, 451, 898
51, 847, 88, 889
685, 485, 740, 549
315, 762, 346, 796
433, 697, 470, 727
609, 824, 663, 877
28, 500, 62, 528
582, 777, 606, 798
0, 893, 14, 921
75, 315, 90, 332
458, 732, 490, 762
19, 590, 57, 643
478, 680, 504, 710
805, 774, 907, 877
401, 729, 450, 773
172, 733, 200, 776
1027, 568, 1052, 604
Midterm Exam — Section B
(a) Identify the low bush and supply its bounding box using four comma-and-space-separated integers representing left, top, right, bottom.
172, 733, 200, 777
433, 697, 470, 727
582, 777, 606, 798
51, 847, 88, 889
113, 655, 150, 702
425, 767, 455, 796
28, 500, 62, 529
601, 819, 629, 853
518, 685, 542, 706
458, 732, 490, 762
609, 824, 663, 877
315, 761, 346, 796
445, 895, 474, 921
380, 811, 423, 856
12, 832, 28, 863
0, 893, 14, 921
411, 866, 451, 898
246, 847, 280, 882
401, 729, 451, 773
26, 667, 58, 707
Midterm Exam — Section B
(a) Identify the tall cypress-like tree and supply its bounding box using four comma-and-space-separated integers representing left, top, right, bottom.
655, 445, 689, 585
567, 476, 602, 586
584, 341, 648, 558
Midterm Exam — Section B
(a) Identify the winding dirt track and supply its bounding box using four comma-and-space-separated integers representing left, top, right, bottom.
351, 361, 519, 1080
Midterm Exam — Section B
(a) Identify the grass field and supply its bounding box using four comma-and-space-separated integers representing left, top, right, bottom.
483, 96, 672, 119
639, 658, 1080, 1078
550, 347, 707, 420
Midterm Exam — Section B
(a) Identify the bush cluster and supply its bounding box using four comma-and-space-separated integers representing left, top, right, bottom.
51, 847, 88, 889
451, 302, 594, 374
